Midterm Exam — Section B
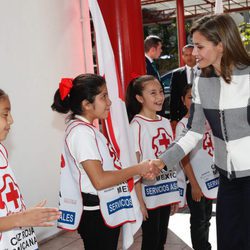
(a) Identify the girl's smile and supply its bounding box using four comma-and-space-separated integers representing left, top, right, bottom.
136, 79, 164, 119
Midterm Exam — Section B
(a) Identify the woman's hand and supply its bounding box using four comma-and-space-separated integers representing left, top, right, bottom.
149, 159, 165, 170
138, 160, 160, 179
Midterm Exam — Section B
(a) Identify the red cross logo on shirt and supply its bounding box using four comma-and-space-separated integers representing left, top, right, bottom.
159, 134, 170, 150
0, 193, 5, 209
6, 182, 19, 209
61, 154, 65, 168
152, 128, 172, 157
203, 132, 214, 157
107, 142, 122, 170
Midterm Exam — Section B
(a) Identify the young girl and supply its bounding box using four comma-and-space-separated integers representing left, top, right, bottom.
126, 75, 180, 250
0, 89, 61, 249
51, 74, 159, 250
176, 84, 219, 250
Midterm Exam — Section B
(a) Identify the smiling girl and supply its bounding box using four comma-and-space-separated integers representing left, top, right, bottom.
0, 89, 60, 250
126, 75, 180, 250
51, 74, 159, 250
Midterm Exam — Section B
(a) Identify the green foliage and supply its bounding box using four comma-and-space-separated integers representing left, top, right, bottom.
143, 19, 193, 75
239, 22, 250, 51
144, 21, 178, 74
143, 17, 250, 75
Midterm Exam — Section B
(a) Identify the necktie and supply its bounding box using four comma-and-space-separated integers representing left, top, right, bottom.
190, 68, 194, 84
152, 61, 160, 79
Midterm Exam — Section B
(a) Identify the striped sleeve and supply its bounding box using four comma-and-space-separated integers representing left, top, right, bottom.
159, 78, 205, 169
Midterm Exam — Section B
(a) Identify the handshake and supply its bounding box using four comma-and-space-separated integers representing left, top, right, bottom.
138, 159, 166, 180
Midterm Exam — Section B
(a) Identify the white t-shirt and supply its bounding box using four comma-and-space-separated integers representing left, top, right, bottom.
59, 116, 137, 229
130, 115, 180, 209
64, 115, 123, 195
131, 115, 174, 160
0, 143, 38, 250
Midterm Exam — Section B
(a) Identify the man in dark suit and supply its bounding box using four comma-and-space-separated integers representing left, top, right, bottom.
144, 35, 162, 82
144, 35, 167, 117
170, 44, 198, 130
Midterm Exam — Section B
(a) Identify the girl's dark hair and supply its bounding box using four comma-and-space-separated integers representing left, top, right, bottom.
0, 89, 7, 100
51, 73, 105, 120
125, 75, 156, 122
181, 84, 192, 117
190, 14, 250, 83
182, 84, 192, 99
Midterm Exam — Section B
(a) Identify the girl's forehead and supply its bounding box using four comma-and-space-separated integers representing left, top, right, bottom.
99, 83, 107, 92
0, 97, 10, 110
143, 79, 161, 89
185, 90, 192, 96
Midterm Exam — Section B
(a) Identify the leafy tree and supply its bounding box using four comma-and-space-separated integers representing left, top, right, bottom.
239, 22, 250, 52
144, 19, 192, 75
143, 15, 250, 75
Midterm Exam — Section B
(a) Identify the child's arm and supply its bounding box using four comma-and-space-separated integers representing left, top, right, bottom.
135, 181, 148, 220
82, 159, 159, 190
181, 155, 203, 202
0, 200, 61, 232
134, 151, 148, 220
170, 203, 179, 215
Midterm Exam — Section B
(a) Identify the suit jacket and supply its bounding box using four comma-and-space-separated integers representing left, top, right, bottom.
170, 66, 188, 121
145, 57, 161, 82
145, 57, 167, 117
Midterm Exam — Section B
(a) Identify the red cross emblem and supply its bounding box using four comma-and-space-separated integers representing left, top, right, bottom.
159, 134, 170, 150
203, 132, 214, 157
107, 142, 122, 170
106, 142, 134, 191
0, 174, 23, 211
152, 128, 172, 157
0, 192, 5, 209
61, 154, 65, 168
6, 182, 19, 209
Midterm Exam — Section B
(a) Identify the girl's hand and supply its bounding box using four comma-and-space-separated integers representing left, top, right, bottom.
18, 200, 61, 227
170, 203, 179, 215
191, 185, 203, 202
139, 160, 160, 179
149, 159, 165, 170
140, 202, 149, 221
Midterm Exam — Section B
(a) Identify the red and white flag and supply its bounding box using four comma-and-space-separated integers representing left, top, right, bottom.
215, 0, 224, 14
88, 1, 143, 249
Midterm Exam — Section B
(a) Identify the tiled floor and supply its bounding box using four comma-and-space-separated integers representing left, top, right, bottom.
39, 228, 192, 250
39, 204, 217, 250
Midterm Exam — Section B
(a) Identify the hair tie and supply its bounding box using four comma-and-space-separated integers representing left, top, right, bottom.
59, 78, 73, 101
130, 72, 141, 80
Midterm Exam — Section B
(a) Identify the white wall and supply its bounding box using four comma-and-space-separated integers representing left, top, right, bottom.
0, 0, 85, 241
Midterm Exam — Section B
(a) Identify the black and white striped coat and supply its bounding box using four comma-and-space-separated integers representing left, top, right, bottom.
160, 65, 250, 179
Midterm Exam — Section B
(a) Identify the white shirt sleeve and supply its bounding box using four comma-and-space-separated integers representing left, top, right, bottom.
130, 120, 141, 154
175, 119, 187, 138
66, 125, 102, 164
